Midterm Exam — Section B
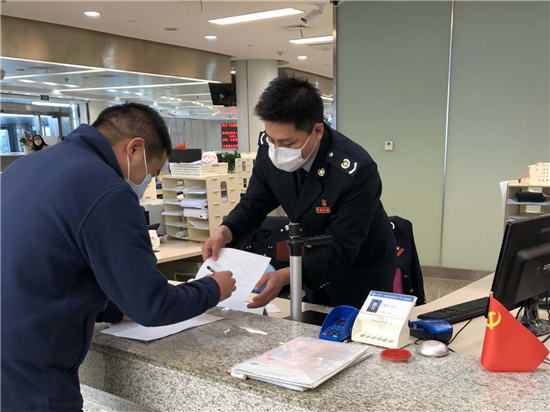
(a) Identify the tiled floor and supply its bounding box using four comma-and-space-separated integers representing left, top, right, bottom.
424, 277, 473, 303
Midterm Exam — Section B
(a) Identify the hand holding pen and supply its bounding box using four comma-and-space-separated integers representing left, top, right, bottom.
206, 266, 236, 301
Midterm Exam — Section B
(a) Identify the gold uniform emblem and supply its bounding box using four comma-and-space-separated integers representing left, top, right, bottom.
341, 159, 350, 169
318, 168, 326, 177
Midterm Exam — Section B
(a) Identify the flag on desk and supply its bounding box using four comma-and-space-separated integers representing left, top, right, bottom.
481, 296, 549, 372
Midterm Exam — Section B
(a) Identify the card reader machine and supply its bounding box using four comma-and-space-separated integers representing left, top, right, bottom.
319, 306, 360, 342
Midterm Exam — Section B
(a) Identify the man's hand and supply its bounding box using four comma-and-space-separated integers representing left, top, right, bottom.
207, 270, 236, 302
248, 267, 290, 309
202, 225, 233, 261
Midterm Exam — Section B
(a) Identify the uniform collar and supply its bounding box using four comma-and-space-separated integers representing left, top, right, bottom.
64, 124, 124, 178
302, 152, 317, 173
308, 125, 331, 179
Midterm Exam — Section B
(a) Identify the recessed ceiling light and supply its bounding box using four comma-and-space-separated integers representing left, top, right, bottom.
176, 98, 182, 101
161, 96, 168, 99
209, 8, 303, 25
18, 79, 36, 83
205, 35, 217, 40
164, 27, 179, 31
107, 89, 118, 93
42, 81, 60, 86
135, 92, 144, 96
84, 11, 101, 18
289, 35, 334, 45
122, 91, 131, 94
297, 56, 308, 60
61, 84, 79, 88
169, 97, 176, 101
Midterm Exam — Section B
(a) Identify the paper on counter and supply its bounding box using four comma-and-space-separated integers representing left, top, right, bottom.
195, 248, 270, 311
266, 304, 282, 314
100, 313, 222, 342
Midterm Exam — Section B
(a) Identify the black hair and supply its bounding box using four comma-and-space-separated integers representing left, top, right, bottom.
254, 77, 324, 133
92, 102, 172, 159
32, 134, 48, 151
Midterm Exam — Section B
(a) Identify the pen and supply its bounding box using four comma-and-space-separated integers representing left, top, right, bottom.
207, 266, 217, 273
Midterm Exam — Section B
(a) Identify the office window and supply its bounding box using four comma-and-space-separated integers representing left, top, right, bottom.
0, 114, 41, 153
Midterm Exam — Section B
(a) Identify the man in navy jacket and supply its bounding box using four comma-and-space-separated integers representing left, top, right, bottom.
1, 103, 235, 411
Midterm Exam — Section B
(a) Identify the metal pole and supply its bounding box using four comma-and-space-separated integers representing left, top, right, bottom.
290, 255, 303, 322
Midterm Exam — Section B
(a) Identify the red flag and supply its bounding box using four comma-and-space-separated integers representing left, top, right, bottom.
481, 296, 549, 372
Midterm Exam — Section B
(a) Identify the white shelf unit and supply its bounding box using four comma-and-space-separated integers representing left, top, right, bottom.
504, 178, 550, 229
235, 153, 256, 193
162, 174, 239, 242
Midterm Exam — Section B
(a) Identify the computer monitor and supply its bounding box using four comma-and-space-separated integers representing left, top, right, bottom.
208, 83, 237, 107
491, 214, 550, 335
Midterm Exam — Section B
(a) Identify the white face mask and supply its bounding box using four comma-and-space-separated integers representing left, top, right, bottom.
125, 148, 152, 199
268, 131, 318, 173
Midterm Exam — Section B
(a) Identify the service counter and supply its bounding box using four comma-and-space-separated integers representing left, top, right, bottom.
81, 284, 550, 412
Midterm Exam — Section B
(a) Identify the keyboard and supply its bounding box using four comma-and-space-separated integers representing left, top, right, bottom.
417, 297, 489, 324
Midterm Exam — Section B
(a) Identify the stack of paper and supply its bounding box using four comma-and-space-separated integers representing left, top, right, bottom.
188, 220, 210, 230
181, 199, 208, 208
184, 208, 208, 219
229, 337, 371, 391
163, 187, 185, 193
163, 199, 183, 206
162, 211, 184, 217
183, 187, 207, 195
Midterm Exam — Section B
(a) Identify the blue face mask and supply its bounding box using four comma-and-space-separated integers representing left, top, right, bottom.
125, 149, 152, 199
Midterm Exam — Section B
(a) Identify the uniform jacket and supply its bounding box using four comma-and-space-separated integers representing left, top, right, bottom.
223, 125, 396, 308
1, 124, 220, 412
389, 216, 426, 305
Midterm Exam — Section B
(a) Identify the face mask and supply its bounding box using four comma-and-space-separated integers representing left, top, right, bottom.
126, 148, 152, 199
268, 131, 318, 173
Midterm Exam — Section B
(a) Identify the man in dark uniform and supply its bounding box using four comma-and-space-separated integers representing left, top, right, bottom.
202, 77, 396, 309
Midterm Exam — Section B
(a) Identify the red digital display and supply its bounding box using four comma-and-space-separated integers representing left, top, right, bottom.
222, 123, 239, 149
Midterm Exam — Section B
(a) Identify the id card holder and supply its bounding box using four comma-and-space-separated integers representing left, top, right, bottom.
352, 291, 417, 349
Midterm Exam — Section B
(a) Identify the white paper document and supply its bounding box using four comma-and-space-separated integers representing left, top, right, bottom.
188, 219, 210, 230
183, 187, 207, 195
195, 248, 271, 311
181, 199, 208, 208
162, 211, 184, 217
229, 337, 371, 391
184, 208, 208, 219
100, 313, 222, 342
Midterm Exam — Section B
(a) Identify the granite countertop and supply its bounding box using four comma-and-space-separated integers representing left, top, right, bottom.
91, 309, 550, 412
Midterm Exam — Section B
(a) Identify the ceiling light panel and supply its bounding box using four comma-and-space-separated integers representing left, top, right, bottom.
209, 8, 303, 25
289, 35, 334, 45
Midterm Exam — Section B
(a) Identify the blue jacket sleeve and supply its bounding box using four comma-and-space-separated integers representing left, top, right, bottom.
77, 186, 220, 327
95, 300, 124, 324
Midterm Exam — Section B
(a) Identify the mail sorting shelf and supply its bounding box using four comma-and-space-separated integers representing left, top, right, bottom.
161, 174, 240, 242
235, 153, 256, 194
503, 178, 550, 231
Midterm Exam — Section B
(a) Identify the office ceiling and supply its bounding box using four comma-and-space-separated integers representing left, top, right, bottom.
1, 1, 334, 78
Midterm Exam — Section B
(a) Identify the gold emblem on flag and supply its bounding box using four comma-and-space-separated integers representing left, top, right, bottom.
487, 311, 502, 330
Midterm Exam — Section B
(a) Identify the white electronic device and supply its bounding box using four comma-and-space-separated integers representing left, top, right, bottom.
352, 291, 417, 349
